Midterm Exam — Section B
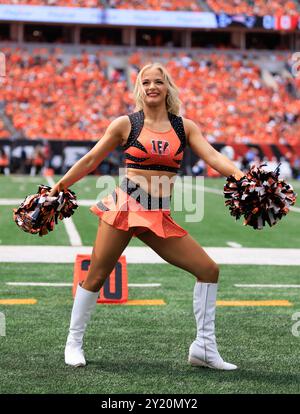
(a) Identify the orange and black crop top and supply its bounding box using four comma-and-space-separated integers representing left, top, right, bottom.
122, 110, 187, 173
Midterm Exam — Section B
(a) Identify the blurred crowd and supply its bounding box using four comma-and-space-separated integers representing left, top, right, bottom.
1, 142, 300, 179
0, 142, 51, 176
0, 48, 299, 146
0, 142, 122, 176
1, 0, 299, 15
1, 0, 102, 7
108, 0, 202, 11
191, 146, 300, 179
206, 0, 299, 16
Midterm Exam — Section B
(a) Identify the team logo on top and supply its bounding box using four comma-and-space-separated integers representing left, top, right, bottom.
151, 140, 170, 155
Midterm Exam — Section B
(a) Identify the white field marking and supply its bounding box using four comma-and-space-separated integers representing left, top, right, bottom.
1, 246, 300, 265
235, 284, 300, 288
129, 284, 161, 287
6, 282, 72, 287
290, 206, 300, 213
0, 198, 25, 205
45, 176, 82, 247
226, 241, 243, 248
10, 177, 41, 183
6, 282, 161, 288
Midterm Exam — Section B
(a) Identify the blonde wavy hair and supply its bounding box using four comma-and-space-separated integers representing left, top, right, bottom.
133, 63, 181, 116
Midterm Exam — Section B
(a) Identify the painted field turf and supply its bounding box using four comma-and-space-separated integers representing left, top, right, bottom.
0, 263, 300, 394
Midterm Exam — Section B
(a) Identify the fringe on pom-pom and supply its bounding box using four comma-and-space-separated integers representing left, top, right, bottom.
224, 163, 297, 230
13, 184, 78, 236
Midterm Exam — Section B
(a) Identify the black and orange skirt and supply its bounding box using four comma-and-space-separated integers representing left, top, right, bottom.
90, 176, 188, 238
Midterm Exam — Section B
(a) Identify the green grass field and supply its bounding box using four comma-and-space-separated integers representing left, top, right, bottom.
0, 175, 300, 394
1, 175, 299, 247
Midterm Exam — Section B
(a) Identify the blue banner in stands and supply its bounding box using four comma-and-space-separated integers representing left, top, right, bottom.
0, 5, 217, 28
103, 9, 218, 28
0, 5, 297, 30
0, 5, 104, 24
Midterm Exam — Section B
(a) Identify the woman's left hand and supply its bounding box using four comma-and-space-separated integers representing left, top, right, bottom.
232, 171, 246, 181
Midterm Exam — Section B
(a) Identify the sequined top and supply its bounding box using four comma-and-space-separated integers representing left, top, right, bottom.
122, 110, 187, 173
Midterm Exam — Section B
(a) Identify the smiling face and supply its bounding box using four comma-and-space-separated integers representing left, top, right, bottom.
133, 63, 181, 115
141, 67, 168, 108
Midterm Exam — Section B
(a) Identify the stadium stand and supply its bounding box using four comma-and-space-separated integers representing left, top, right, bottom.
0, 0, 103, 7
0, 47, 299, 146
107, 0, 203, 11
206, 0, 299, 16
0, 119, 10, 138
0, 0, 202, 10
1, 0, 299, 15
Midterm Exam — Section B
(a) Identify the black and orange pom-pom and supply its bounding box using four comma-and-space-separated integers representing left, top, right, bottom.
13, 184, 78, 236
224, 164, 297, 230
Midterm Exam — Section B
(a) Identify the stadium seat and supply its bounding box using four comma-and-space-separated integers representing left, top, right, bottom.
0, 48, 299, 145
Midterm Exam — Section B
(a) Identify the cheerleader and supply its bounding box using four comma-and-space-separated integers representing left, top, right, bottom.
49, 62, 244, 370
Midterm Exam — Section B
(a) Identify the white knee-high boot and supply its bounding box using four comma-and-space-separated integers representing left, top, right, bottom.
188, 281, 237, 370
64, 284, 99, 367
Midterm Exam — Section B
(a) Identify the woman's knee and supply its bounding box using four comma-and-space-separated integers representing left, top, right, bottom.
83, 265, 113, 292
196, 261, 219, 283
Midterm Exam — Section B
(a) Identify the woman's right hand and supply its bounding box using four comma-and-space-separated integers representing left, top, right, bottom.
48, 183, 63, 197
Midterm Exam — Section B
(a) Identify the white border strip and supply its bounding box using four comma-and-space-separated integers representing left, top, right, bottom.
235, 284, 300, 288
1, 246, 300, 265
226, 241, 242, 248
6, 282, 161, 288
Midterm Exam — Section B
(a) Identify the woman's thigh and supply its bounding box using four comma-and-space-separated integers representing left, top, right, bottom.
136, 230, 219, 282
83, 219, 135, 290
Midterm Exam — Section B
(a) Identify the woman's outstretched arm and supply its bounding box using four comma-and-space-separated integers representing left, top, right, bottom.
48, 116, 128, 196
184, 118, 245, 180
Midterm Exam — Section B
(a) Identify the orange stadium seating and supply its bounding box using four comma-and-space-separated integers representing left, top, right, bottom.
108, 0, 202, 11
207, 0, 299, 16
0, 48, 299, 145
1, 0, 299, 15
0, 0, 101, 7
0, 119, 10, 138
0, 0, 202, 10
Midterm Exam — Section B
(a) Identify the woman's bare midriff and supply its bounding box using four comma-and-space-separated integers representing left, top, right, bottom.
125, 168, 177, 198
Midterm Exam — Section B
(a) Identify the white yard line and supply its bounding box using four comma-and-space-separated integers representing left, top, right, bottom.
235, 284, 300, 288
6, 282, 72, 287
128, 284, 161, 287
226, 241, 243, 248
6, 282, 161, 288
1, 246, 300, 265
59, 216, 82, 246
10, 177, 41, 183
45, 176, 82, 247
290, 206, 300, 213
0, 198, 26, 205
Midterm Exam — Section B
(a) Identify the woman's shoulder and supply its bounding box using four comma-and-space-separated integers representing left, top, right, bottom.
110, 115, 131, 147
112, 115, 131, 127
181, 117, 194, 135
108, 115, 131, 134
181, 117, 201, 145
181, 117, 196, 128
